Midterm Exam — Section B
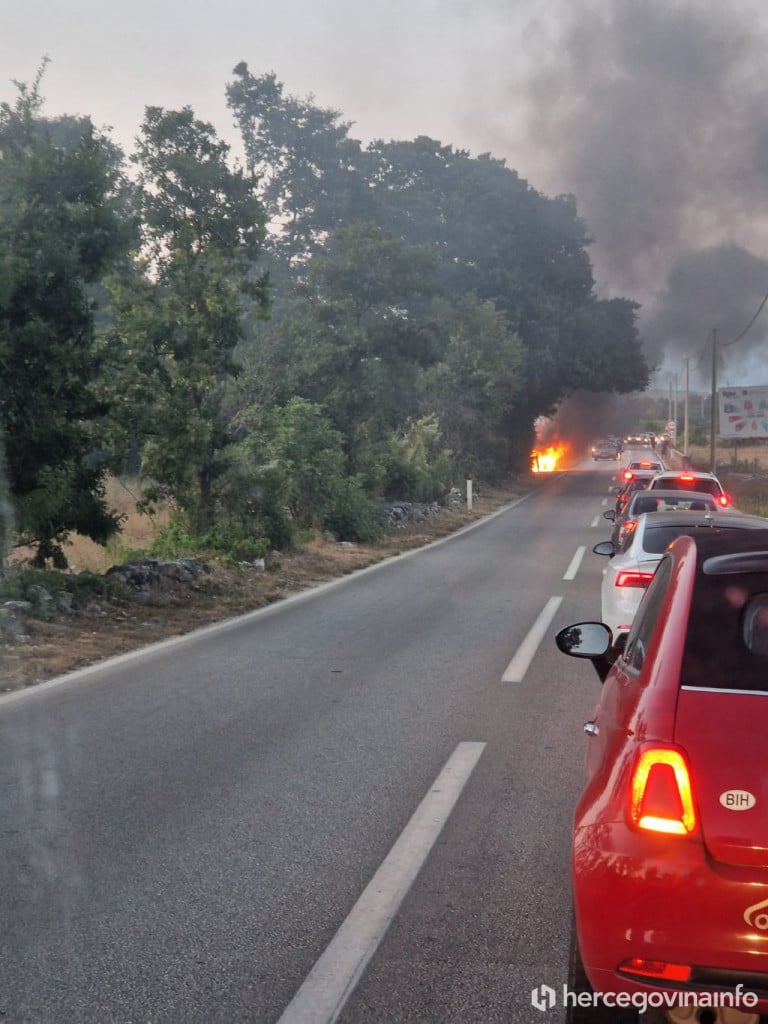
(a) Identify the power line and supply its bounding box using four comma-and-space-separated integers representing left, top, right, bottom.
721, 288, 768, 348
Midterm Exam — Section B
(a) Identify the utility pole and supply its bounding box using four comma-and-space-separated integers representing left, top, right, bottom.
673, 373, 678, 440
684, 357, 689, 460
709, 329, 718, 474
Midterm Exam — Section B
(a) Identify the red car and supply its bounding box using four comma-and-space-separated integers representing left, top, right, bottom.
557, 529, 768, 1023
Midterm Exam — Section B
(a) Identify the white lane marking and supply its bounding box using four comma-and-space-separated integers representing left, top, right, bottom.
601, 497, 608, 506
276, 741, 486, 1024
501, 596, 563, 682
590, 514, 601, 527
563, 546, 586, 581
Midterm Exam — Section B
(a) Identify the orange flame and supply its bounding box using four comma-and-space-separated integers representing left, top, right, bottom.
531, 442, 568, 473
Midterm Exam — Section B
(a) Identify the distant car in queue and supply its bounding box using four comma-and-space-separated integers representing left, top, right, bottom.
613, 461, 665, 510
556, 528, 768, 1022
603, 489, 720, 548
593, 509, 768, 643
591, 439, 621, 460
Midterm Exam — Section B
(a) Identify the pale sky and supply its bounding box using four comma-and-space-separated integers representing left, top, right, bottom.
3, 1, 539, 169
5, 0, 768, 385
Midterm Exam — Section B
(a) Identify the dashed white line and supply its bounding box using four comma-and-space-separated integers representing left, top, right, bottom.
601, 497, 608, 506
501, 596, 563, 682
276, 741, 486, 1024
563, 546, 586, 580
590, 514, 602, 527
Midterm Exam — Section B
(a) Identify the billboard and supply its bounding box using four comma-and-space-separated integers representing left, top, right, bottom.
719, 386, 768, 438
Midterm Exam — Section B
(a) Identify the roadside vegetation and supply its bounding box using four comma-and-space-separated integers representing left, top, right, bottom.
1, 61, 650, 637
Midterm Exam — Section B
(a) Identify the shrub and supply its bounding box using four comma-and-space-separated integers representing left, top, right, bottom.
324, 477, 387, 543
149, 517, 271, 564
381, 417, 456, 503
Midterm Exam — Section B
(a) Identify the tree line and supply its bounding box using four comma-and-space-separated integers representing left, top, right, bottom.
0, 62, 649, 566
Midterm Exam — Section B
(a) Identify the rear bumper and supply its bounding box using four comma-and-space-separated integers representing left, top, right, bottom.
573, 822, 768, 1013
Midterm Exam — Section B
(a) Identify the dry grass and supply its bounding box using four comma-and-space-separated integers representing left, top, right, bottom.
63, 477, 170, 572
673, 441, 768, 516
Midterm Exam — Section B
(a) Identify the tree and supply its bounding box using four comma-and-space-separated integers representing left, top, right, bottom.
226, 64, 373, 262
0, 65, 132, 565
111, 106, 269, 532
426, 296, 524, 479
236, 223, 439, 473
228, 72, 649, 477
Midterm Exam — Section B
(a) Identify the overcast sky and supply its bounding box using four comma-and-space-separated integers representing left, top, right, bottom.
5, 0, 768, 387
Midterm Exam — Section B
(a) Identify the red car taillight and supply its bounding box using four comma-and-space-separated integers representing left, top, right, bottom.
615, 570, 654, 588
718, 493, 730, 507
678, 474, 695, 482
619, 958, 692, 983
617, 519, 638, 542
629, 748, 697, 836
623, 470, 634, 481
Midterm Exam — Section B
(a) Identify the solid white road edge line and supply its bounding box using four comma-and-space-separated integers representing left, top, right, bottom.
590, 514, 602, 527
563, 546, 586, 581
0, 488, 548, 708
501, 595, 563, 683
275, 741, 487, 1024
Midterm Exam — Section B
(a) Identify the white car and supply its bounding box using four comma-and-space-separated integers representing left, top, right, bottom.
593, 509, 768, 642
647, 468, 730, 506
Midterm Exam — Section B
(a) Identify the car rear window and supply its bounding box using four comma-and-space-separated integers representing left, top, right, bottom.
651, 475, 721, 496
642, 523, 752, 555
682, 577, 768, 691
632, 495, 714, 515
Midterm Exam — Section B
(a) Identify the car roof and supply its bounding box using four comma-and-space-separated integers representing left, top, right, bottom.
651, 470, 718, 481
674, 526, 768, 566
619, 510, 768, 559
630, 489, 715, 501
626, 489, 717, 511
637, 510, 766, 529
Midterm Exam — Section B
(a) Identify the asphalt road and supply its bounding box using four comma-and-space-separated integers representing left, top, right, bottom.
0, 458, 624, 1024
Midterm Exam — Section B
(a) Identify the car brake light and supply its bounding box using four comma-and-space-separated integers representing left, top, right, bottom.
615, 570, 654, 587
718, 494, 730, 507
623, 470, 634, 481
619, 958, 692, 983
629, 748, 696, 835
678, 474, 695, 482
617, 519, 638, 542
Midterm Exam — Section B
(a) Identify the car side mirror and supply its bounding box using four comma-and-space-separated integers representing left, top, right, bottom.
555, 622, 614, 682
602, 509, 616, 521
593, 540, 615, 557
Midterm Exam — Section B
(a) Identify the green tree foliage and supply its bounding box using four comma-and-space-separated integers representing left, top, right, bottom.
227, 65, 373, 261
263, 398, 346, 527
426, 296, 524, 479
365, 140, 646, 420
111, 106, 269, 532
381, 415, 456, 502
0, 66, 132, 565
227, 74, 649, 477
234, 223, 440, 475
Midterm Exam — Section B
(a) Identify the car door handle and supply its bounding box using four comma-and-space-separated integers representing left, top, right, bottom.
584, 721, 600, 737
